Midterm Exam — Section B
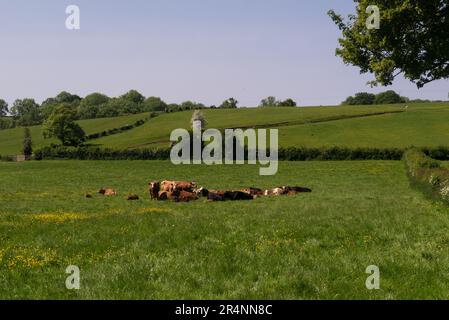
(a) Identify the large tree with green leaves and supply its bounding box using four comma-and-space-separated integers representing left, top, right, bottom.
43, 105, 85, 146
328, 0, 449, 88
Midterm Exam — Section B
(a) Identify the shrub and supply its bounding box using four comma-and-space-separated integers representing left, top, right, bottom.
403, 148, 449, 204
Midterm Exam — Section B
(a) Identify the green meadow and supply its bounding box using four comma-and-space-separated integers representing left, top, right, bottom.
2, 103, 449, 299
1, 160, 449, 299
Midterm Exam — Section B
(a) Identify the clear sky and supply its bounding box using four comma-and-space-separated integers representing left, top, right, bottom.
0, 0, 447, 106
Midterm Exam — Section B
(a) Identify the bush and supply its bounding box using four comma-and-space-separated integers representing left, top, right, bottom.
403, 148, 449, 204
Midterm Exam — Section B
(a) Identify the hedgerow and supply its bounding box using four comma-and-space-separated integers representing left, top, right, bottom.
83, 113, 156, 141
34, 146, 405, 161
403, 148, 449, 204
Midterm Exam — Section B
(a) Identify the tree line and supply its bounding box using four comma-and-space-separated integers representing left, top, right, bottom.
342, 90, 446, 106
0, 92, 299, 130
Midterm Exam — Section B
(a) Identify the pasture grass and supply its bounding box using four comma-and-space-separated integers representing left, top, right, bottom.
279, 103, 449, 148
1, 160, 449, 299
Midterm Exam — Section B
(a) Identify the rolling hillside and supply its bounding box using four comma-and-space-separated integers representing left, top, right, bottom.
89, 104, 406, 149
0, 113, 150, 155
90, 103, 449, 150
2, 102, 449, 155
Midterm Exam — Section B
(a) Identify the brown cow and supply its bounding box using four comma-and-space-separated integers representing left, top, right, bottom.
160, 180, 176, 192
99, 188, 117, 196
173, 181, 197, 192
176, 191, 199, 202
159, 180, 196, 193
158, 191, 177, 201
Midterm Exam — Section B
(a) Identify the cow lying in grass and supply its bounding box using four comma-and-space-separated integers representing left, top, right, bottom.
98, 188, 117, 196
264, 186, 312, 196
193, 188, 255, 202
149, 181, 199, 202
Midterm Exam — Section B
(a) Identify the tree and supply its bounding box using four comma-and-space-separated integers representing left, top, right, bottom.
328, 1, 449, 88
0, 99, 8, 116
77, 93, 110, 119
259, 96, 278, 107
0, 117, 13, 130
166, 103, 181, 113
143, 97, 167, 112
342, 92, 376, 105
23, 127, 33, 158
220, 98, 238, 109
10, 99, 42, 126
43, 105, 85, 146
278, 98, 297, 107
56, 91, 81, 104
374, 90, 404, 105
80, 93, 110, 108
120, 90, 145, 104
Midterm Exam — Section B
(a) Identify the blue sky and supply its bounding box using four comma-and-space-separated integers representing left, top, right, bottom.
0, 0, 447, 106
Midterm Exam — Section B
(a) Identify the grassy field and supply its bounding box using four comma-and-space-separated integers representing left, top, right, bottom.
1, 160, 449, 299
3, 103, 449, 154
279, 103, 449, 148
89, 104, 405, 149
0, 113, 150, 155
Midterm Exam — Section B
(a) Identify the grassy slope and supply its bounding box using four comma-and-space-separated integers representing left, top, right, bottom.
90, 105, 404, 149
0, 113, 150, 155
279, 103, 449, 148
1, 160, 449, 299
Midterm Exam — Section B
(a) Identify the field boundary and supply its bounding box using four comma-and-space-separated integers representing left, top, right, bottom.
33, 145, 407, 161
83, 113, 156, 141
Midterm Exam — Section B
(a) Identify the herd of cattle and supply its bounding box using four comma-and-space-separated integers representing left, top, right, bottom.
92, 181, 312, 202
148, 180, 312, 202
